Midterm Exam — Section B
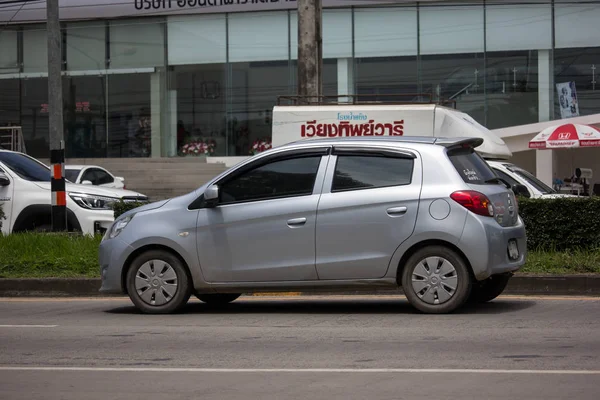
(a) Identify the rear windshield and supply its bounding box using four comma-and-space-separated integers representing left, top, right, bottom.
447, 148, 496, 184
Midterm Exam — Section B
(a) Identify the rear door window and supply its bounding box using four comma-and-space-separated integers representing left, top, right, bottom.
447, 148, 496, 184
332, 155, 414, 192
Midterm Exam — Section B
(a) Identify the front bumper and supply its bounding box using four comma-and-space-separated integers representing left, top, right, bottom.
458, 213, 527, 281
98, 236, 135, 294
75, 208, 115, 236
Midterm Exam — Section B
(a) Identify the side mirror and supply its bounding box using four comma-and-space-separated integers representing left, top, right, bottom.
0, 173, 10, 187
512, 184, 531, 198
204, 184, 220, 208
81, 180, 93, 185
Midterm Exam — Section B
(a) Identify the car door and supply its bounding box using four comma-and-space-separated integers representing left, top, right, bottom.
195, 147, 330, 283
315, 145, 422, 280
0, 167, 14, 234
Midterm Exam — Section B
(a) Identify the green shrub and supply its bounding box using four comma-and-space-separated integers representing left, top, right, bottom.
112, 200, 147, 219
0, 203, 4, 230
518, 197, 600, 251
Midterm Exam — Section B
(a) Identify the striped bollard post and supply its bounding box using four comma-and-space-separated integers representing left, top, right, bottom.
50, 142, 67, 232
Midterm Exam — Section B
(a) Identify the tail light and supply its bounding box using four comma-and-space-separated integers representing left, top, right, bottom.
450, 191, 494, 217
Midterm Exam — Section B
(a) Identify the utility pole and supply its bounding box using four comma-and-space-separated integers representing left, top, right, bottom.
47, 0, 67, 232
297, 0, 322, 104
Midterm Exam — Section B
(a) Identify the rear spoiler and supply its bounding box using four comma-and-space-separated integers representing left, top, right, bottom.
433, 137, 484, 151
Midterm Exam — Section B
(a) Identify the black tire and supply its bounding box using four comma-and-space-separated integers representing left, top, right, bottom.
32, 224, 52, 232
469, 273, 512, 303
196, 293, 241, 305
126, 250, 192, 314
401, 246, 472, 314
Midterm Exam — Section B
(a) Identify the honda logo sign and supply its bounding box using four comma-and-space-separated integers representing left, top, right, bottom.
558, 132, 571, 140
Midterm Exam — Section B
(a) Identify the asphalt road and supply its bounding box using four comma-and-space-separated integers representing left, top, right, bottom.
0, 295, 599, 400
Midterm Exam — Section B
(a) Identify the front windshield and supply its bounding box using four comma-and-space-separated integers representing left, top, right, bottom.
65, 169, 81, 183
0, 152, 51, 182
508, 165, 556, 194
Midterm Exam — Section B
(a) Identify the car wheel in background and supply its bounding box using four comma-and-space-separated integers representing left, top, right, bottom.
469, 273, 512, 303
196, 293, 242, 305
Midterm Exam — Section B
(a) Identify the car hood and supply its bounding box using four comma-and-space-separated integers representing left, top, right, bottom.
32, 181, 148, 199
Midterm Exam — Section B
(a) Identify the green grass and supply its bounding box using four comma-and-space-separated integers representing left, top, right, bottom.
522, 248, 600, 275
0, 233, 599, 278
0, 233, 102, 278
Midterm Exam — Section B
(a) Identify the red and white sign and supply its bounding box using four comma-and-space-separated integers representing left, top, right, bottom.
271, 104, 514, 159
528, 123, 600, 149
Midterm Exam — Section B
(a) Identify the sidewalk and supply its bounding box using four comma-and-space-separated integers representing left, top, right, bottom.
1, 275, 599, 297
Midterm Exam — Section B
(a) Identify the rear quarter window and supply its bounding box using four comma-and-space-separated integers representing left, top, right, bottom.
447, 148, 496, 184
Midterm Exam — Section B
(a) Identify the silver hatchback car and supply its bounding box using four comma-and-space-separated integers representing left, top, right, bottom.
99, 136, 527, 314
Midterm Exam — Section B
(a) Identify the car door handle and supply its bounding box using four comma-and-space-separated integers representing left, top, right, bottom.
287, 217, 307, 227
387, 206, 407, 216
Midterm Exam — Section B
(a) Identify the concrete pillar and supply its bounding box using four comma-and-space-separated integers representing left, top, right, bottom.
167, 90, 178, 157
536, 49, 554, 185
150, 72, 162, 158
337, 58, 354, 102
538, 49, 553, 122
150, 69, 172, 157
297, 0, 322, 103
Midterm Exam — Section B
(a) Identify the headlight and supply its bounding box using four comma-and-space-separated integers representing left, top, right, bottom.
69, 192, 117, 210
106, 214, 134, 240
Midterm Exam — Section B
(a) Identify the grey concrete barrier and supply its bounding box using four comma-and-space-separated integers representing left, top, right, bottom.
0, 275, 599, 297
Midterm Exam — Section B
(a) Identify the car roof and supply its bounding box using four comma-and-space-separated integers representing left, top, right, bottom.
65, 165, 105, 170
282, 136, 483, 149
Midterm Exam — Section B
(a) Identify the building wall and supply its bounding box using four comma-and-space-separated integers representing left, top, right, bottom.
1, 1, 600, 161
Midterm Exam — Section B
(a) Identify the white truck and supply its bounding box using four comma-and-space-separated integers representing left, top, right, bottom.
0, 149, 148, 235
271, 102, 568, 199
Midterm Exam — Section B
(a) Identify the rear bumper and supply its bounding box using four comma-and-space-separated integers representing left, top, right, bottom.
458, 213, 527, 281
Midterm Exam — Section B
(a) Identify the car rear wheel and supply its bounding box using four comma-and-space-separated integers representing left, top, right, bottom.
196, 293, 242, 305
401, 246, 472, 314
469, 273, 512, 303
126, 250, 191, 314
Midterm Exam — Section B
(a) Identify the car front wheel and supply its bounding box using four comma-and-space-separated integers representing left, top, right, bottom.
401, 246, 472, 314
126, 250, 192, 314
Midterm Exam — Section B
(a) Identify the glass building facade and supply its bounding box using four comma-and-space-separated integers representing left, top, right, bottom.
1, 1, 600, 159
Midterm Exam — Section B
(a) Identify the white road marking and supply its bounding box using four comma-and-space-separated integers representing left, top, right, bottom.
0, 366, 598, 374
0, 325, 58, 328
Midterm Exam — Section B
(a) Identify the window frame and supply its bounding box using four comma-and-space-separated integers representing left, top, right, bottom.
328, 146, 416, 194
189, 146, 331, 209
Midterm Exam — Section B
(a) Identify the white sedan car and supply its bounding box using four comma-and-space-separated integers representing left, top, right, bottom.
65, 165, 126, 189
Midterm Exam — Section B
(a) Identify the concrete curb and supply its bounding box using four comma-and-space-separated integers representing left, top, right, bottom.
1, 275, 600, 297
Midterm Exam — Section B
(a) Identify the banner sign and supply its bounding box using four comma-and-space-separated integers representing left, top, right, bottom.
0, 0, 422, 23
556, 81, 580, 119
